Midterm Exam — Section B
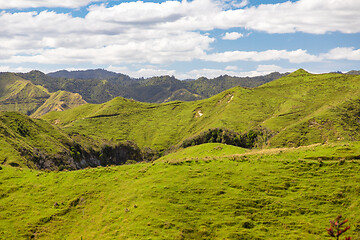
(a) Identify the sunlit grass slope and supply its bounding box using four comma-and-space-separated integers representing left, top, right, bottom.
157, 143, 247, 163
42, 70, 360, 150
1, 142, 360, 239
31, 90, 87, 118
0, 73, 87, 117
0, 73, 50, 115
0, 112, 74, 168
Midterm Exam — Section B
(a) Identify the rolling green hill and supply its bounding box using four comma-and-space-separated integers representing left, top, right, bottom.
163, 88, 203, 102
1, 142, 359, 239
0, 72, 87, 117
0, 111, 75, 169
31, 91, 87, 118
0, 73, 50, 115
0, 111, 157, 170
42, 69, 360, 151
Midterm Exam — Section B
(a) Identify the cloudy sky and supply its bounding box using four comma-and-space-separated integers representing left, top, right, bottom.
0, 0, 359, 79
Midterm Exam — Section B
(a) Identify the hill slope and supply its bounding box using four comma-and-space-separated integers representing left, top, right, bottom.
31, 91, 87, 118
0, 112, 156, 170
0, 72, 87, 117
42, 70, 360, 150
1, 143, 360, 239
0, 73, 50, 115
0, 111, 75, 169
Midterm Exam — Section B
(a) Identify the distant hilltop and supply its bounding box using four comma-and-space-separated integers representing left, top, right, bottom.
15, 69, 289, 105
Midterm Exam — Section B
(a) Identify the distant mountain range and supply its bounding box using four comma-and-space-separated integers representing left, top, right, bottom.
23, 69, 288, 104
48, 69, 120, 80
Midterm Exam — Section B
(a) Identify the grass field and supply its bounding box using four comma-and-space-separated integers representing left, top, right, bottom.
1, 142, 359, 239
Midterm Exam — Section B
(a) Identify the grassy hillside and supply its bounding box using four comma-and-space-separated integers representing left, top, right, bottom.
0, 73, 50, 115
0, 73, 87, 117
31, 91, 87, 118
0, 111, 159, 170
1, 142, 359, 239
259, 70, 360, 146
42, 70, 360, 151
157, 143, 248, 163
164, 88, 203, 102
187, 72, 286, 98
0, 111, 74, 169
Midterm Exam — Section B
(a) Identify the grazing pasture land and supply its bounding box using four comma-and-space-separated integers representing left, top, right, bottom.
1, 70, 360, 239
1, 143, 360, 239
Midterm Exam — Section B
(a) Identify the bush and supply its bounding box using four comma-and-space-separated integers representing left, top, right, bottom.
180, 127, 271, 149
327, 215, 351, 240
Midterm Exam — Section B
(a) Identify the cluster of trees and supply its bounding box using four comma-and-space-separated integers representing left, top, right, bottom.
180, 128, 263, 149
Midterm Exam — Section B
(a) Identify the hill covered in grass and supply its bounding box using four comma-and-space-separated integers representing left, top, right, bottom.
0, 73, 87, 117
1, 142, 359, 239
30, 91, 87, 118
0, 73, 50, 115
0, 111, 157, 170
42, 69, 360, 151
0, 111, 75, 169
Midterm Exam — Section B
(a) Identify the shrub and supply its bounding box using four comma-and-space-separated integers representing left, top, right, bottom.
180, 127, 271, 149
327, 215, 351, 240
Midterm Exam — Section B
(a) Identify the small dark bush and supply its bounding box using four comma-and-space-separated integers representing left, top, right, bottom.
9, 162, 20, 167
242, 221, 255, 229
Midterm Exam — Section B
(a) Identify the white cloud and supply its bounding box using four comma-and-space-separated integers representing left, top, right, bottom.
106, 64, 292, 80
225, 65, 238, 71
176, 64, 294, 79
0, 65, 32, 73
203, 49, 322, 63
255, 64, 295, 74
222, 32, 244, 40
0, 0, 359, 69
321, 47, 360, 61
107, 65, 176, 78
178, 68, 241, 79
221, 0, 360, 34
0, 0, 100, 9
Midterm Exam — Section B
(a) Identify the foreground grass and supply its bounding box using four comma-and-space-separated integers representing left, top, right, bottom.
158, 143, 248, 163
1, 143, 360, 239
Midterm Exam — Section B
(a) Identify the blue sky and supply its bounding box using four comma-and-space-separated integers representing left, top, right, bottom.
0, 0, 359, 79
